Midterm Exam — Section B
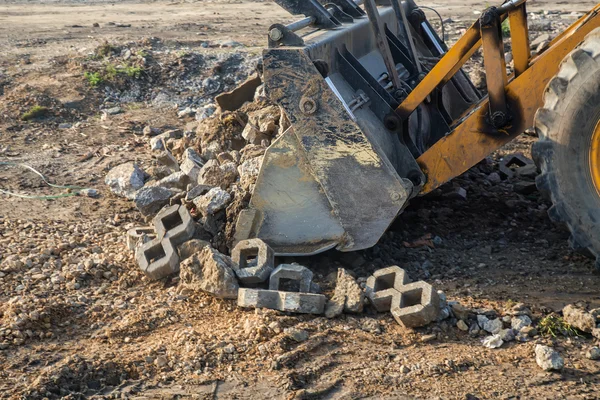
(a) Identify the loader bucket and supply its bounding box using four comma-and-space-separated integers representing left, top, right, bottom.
235, 0, 480, 256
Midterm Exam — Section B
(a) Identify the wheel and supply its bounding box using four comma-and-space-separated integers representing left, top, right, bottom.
533, 28, 600, 268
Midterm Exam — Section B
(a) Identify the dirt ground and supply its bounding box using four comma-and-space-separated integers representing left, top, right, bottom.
2, 1, 600, 399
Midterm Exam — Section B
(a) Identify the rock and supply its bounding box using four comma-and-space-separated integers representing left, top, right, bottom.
180, 148, 204, 182
154, 150, 180, 171
592, 328, 600, 340
520, 326, 538, 337
498, 328, 515, 342
178, 107, 195, 118
134, 186, 175, 216
154, 356, 168, 368
513, 181, 537, 195
469, 322, 480, 336
511, 315, 532, 331
457, 320, 469, 331
238, 156, 263, 191
179, 247, 239, 299
199, 161, 238, 189
196, 104, 217, 121
152, 171, 190, 191
242, 123, 269, 145
477, 315, 489, 329
150, 136, 166, 151
450, 303, 471, 320
515, 164, 538, 179
143, 126, 161, 136
400, 365, 410, 374
535, 345, 564, 371
563, 304, 596, 333
483, 318, 503, 334
105, 162, 145, 199
482, 334, 503, 349
531, 33, 552, 48
178, 239, 210, 260
80, 188, 99, 198
105, 106, 122, 115
324, 268, 365, 318
586, 347, 600, 360
487, 172, 502, 183
185, 184, 214, 202
286, 328, 309, 343
193, 187, 231, 215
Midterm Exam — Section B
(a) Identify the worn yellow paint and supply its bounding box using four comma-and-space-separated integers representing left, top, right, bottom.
590, 120, 600, 197
418, 2, 600, 194
509, 5, 530, 77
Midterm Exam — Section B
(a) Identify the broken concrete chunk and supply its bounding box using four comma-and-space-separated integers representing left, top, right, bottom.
185, 184, 214, 202
242, 123, 269, 145
179, 247, 239, 299
535, 345, 564, 371
511, 315, 532, 331
180, 148, 204, 182
105, 162, 145, 199
178, 239, 210, 260
152, 171, 190, 191
269, 263, 313, 293
237, 288, 326, 314
154, 149, 180, 171
134, 186, 175, 216
483, 318, 504, 334
231, 238, 275, 284
199, 161, 238, 189
238, 156, 263, 191
325, 268, 364, 319
482, 334, 504, 349
193, 187, 231, 215
563, 304, 596, 333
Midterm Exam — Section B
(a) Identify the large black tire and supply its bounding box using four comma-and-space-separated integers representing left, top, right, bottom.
533, 28, 600, 268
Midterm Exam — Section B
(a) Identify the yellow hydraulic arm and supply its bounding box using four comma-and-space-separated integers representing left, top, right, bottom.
396, 0, 600, 193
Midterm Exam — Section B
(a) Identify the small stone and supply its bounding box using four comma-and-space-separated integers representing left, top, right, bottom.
400, 365, 410, 374
511, 315, 532, 331
457, 320, 469, 331
79, 188, 99, 198
155, 356, 168, 368
450, 303, 471, 320
223, 343, 236, 354
421, 334, 437, 343
105, 162, 145, 199
487, 172, 502, 183
482, 334, 503, 349
287, 328, 309, 343
180, 148, 204, 182
535, 344, 564, 371
105, 106, 122, 115
563, 304, 596, 333
521, 326, 538, 337
586, 347, 600, 360
199, 161, 238, 189
143, 126, 161, 136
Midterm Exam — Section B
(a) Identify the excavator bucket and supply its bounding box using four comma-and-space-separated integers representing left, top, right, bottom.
235, 0, 480, 255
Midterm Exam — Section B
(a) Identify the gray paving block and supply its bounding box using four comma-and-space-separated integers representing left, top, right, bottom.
390, 281, 441, 328
153, 204, 195, 246
135, 237, 180, 280
365, 266, 411, 311
126, 226, 155, 251
231, 238, 275, 284
269, 263, 313, 293
237, 288, 326, 314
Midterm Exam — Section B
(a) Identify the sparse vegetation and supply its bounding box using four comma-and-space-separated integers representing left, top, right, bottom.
538, 315, 580, 337
21, 105, 49, 121
96, 42, 118, 58
502, 19, 511, 38
84, 71, 103, 87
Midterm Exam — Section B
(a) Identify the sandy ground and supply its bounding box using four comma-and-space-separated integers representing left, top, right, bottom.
2, 1, 600, 399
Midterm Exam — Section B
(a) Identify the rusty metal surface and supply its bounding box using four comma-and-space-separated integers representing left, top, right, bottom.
417, 2, 600, 194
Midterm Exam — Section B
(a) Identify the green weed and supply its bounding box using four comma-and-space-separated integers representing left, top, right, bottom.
538, 315, 580, 338
84, 71, 103, 87
21, 105, 49, 121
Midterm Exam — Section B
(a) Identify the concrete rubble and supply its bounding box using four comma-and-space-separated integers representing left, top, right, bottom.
325, 268, 365, 318
179, 247, 239, 299
562, 304, 596, 333
535, 345, 564, 371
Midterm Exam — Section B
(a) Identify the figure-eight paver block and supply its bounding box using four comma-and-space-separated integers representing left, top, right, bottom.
231, 238, 275, 284
269, 263, 313, 293
135, 236, 180, 280
153, 204, 195, 246
365, 266, 411, 312
126, 226, 155, 251
390, 281, 440, 328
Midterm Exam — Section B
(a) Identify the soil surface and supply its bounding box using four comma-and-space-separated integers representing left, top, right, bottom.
2, 1, 600, 399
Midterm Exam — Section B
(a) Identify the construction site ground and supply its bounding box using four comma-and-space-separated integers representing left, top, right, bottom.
1, 0, 600, 399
